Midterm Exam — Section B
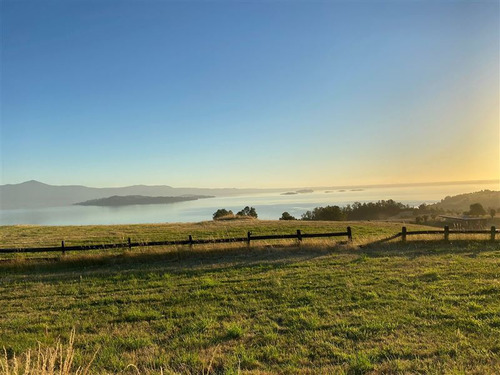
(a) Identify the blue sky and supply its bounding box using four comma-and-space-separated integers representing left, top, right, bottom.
1, 0, 498, 188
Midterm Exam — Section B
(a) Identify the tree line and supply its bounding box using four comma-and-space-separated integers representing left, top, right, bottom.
213, 201, 496, 222
281, 199, 412, 221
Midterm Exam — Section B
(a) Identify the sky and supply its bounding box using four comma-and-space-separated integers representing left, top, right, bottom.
1, 0, 498, 188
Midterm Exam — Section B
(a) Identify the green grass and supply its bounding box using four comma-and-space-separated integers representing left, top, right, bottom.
1, 221, 499, 374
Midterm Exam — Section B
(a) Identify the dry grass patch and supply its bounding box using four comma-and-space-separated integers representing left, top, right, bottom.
1, 330, 97, 375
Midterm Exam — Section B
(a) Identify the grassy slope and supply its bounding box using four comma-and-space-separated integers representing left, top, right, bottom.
1, 222, 499, 374
429, 190, 500, 212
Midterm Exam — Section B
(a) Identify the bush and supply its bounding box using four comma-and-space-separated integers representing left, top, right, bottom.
237, 206, 258, 218
213, 209, 233, 220
279, 212, 296, 220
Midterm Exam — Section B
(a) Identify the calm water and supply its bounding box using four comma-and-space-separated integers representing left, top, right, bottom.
1, 183, 497, 226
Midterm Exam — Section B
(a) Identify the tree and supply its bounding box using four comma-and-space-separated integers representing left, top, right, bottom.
236, 206, 258, 218
301, 211, 313, 220
301, 205, 345, 221
467, 203, 486, 216
314, 205, 345, 221
213, 209, 233, 220
490, 208, 496, 219
279, 212, 296, 220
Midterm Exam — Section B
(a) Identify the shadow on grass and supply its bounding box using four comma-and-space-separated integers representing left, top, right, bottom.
0, 243, 334, 275
0, 239, 498, 277
359, 238, 500, 258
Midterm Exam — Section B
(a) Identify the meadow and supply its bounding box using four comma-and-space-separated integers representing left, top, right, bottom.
1, 221, 499, 374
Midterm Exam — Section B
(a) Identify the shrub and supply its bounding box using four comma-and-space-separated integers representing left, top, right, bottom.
236, 206, 258, 218
213, 209, 233, 220
279, 212, 296, 220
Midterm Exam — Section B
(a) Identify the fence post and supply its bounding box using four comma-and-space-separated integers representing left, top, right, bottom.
188, 235, 193, 249
297, 230, 302, 244
347, 227, 352, 242
61, 240, 65, 255
444, 226, 449, 241
491, 226, 496, 241
401, 227, 407, 242
247, 231, 252, 246
128, 237, 132, 250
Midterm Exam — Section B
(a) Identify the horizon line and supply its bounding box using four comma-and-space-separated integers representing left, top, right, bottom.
1, 178, 498, 191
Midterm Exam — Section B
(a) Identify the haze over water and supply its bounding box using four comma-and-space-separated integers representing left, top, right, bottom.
1, 182, 497, 226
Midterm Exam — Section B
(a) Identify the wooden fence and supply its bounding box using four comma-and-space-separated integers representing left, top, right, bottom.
400, 225, 498, 242
1, 225, 497, 255
0, 227, 353, 254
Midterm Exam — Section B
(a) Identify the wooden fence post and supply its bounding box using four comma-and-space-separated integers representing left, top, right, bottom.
401, 227, 407, 242
247, 231, 252, 246
297, 230, 302, 244
188, 235, 193, 249
128, 237, 132, 250
444, 226, 449, 241
347, 227, 352, 242
491, 226, 496, 241
61, 241, 65, 255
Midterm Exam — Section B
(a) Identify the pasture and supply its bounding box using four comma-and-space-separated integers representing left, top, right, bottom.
1, 221, 499, 374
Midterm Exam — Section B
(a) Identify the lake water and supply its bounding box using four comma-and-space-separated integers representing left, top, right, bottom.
1, 182, 497, 226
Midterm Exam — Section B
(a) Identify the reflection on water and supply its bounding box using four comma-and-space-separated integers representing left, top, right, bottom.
1, 183, 497, 226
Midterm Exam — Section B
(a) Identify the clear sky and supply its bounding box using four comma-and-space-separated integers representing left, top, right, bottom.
1, 0, 498, 188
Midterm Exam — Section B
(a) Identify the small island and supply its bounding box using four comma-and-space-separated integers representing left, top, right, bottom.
281, 189, 314, 195
75, 195, 214, 207
296, 189, 314, 194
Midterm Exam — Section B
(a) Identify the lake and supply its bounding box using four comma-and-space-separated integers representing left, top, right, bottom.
1, 182, 497, 226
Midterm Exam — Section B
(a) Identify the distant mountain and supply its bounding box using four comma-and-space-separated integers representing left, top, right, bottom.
0, 180, 275, 210
75, 195, 214, 207
428, 190, 500, 212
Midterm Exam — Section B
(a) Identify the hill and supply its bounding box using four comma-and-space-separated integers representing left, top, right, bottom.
429, 189, 500, 212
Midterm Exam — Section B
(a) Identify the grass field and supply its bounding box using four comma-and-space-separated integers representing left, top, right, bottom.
1, 221, 499, 374
1, 220, 428, 256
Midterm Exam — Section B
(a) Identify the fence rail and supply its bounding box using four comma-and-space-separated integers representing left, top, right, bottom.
0, 225, 497, 255
401, 226, 498, 242
0, 227, 353, 254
